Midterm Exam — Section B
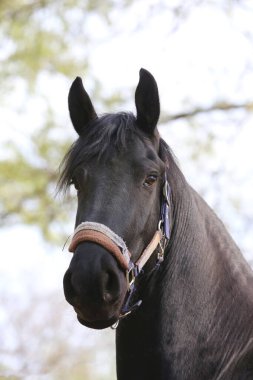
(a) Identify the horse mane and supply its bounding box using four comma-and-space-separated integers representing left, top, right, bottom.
159, 137, 186, 189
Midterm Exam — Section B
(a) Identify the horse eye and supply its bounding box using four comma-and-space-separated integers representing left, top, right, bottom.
144, 174, 158, 187
70, 178, 79, 191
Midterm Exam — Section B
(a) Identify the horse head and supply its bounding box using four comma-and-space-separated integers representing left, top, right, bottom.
61, 69, 168, 329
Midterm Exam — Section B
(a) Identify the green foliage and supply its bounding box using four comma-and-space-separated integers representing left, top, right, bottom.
0, 0, 126, 242
0, 0, 132, 89
0, 113, 75, 243
1, 3, 67, 87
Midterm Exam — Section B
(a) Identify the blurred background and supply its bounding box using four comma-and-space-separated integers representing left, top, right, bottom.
0, 0, 253, 379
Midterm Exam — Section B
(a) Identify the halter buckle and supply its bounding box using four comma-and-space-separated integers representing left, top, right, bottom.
157, 236, 166, 264
126, 262, 139, 290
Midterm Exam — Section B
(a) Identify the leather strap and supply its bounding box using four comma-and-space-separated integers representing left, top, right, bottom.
69, 230, 129, 271
135, 230, 163, 271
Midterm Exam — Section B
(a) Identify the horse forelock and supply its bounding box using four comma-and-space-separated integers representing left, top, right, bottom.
58, 112, 146, 192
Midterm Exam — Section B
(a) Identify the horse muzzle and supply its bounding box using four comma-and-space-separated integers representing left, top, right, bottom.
63, 240, 128, 329
63, 219, 168, 328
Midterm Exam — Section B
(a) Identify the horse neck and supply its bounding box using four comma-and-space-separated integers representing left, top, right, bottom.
157, 171, 253, 375
166, 174, 253, 304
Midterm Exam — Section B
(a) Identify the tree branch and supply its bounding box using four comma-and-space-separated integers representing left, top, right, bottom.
160, 101, 253, 123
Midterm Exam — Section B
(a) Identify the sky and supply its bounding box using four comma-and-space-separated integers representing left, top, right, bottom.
0, 2, 253, 378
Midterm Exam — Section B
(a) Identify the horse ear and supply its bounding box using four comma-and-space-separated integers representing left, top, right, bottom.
135, 68, 160, 135
68, 76, 97, 135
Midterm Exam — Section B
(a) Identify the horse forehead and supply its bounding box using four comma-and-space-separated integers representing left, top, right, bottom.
87, 138, 159, 170
116, 138, 160, 165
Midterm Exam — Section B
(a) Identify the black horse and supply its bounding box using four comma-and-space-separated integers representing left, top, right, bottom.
60, 69, 253, 380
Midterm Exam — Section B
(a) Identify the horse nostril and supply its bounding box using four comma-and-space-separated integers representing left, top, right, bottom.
103, 270, 121, 304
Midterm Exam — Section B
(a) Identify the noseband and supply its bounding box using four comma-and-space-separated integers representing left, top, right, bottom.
68, 175, 171, 320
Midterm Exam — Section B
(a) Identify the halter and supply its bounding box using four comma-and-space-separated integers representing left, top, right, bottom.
68, 174, 171, 319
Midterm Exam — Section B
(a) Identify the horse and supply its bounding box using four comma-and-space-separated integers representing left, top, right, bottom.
59, 68, 253, 380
